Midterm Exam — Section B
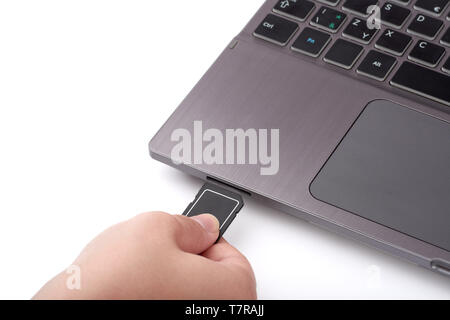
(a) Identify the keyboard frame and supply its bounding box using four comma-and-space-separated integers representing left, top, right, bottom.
247, 0, 450, 111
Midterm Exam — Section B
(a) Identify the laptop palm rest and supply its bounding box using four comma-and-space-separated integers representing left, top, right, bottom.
310, 100, 450, 251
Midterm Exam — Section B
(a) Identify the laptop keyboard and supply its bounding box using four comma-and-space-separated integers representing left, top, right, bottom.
253, 0, 450, 107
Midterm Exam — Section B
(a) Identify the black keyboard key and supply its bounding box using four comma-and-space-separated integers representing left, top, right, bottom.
324, 39, 364, 69
407, 14, 444, 40
343, 18, 378, 44
391, 62, 450, 106
441, 27, 450, 46
357, 50, 397, 81
310, 6, 347, 33
408, 40, 445, 67
380, 2, 411, 28
414, 0, 449, 17
375, 29, 412, 56
273, 0, 315, 22
443, 57, 450, 74
292, 27, 331, 57
318, 0, 341, 6
253, 14, 299, 46
343, 0, 379, 17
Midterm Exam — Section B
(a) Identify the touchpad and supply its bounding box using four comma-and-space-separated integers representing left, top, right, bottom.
310, 100, 450, 251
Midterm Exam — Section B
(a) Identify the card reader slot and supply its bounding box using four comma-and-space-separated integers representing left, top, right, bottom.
207, 176, 252, 197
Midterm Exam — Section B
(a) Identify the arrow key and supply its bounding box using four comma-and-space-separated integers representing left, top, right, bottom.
357, 50, 397, 81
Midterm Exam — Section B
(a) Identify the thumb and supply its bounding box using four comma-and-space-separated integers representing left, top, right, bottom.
171, 214, 220, 254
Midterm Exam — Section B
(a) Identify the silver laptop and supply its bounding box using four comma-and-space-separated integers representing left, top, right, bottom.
150, 0, 450, 276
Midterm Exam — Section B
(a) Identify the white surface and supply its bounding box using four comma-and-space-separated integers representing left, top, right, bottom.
0, 0, 449, 300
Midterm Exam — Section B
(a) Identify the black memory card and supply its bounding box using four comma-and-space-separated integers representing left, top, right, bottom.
183, 182, 244, 239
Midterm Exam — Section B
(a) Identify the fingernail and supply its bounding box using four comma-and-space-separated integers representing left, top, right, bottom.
192, 214, 220, 233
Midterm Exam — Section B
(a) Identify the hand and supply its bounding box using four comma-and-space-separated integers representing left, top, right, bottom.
33, 212, 257, 300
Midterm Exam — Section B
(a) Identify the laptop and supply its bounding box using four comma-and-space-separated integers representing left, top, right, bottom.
150, 0, 450, 277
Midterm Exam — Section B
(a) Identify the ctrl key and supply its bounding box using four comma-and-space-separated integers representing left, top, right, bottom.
253, 14, 298, 46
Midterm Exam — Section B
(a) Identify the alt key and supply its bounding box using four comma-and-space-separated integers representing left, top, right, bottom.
357, 50, 397, 81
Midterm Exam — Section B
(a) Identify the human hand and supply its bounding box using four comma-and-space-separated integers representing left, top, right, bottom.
33, 212, 256, 300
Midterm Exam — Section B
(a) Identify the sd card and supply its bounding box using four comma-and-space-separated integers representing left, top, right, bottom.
183, 182, 244, 239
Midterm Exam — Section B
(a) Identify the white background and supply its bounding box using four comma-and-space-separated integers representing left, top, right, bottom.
0, 0, 449, 300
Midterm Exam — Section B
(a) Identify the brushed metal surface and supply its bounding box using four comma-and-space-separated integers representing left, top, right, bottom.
150, 0, 450, 273
311, 100, 450, 252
